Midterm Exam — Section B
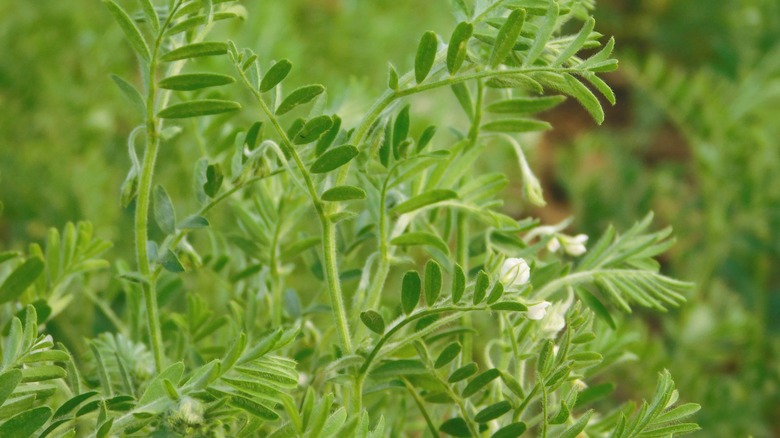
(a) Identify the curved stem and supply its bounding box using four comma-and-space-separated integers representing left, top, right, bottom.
402, 377, 440, 438
359, 305, 484, 375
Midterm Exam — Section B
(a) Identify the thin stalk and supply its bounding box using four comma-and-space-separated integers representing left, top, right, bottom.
134, 1, 185, 371
402, 378, 439, 438
236, 68, 353, 356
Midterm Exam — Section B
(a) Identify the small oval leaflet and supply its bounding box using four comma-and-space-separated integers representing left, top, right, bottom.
424, 260, 442, 305
448, 363, 478, 384
0, 406, 53, 438
490, 8, 526, 68
390, 189, 458, 215
416, 125, 437, 152
452, 264, 466, 304
294, 115, 333, 145
439, 417, 470, 437
486, 281, 505, 304
310, 145, 358, 174
474, 400, 511, 423
473, 270, 489, 304
158, 99, 241, 119
321, 185, 366, 202
390, 232, 450, 256
360, 311, 385, 335
276, 84, 325, 115
486, 95, 566, 114
447, 21, 473, 74
482, 119, 552, 133
434, 342, 462, 369
492, 422, 528, 438
315, 115, 341, 156
462, 368, 500, 398
401, 271, 421, 315
489, 301, 528, 312
102, 0, 150, 62
415, 31, 438, 84
159, 42, 228, 62
259, 59, 292, 92
158, 73, 235, 91
152, 185, 176, 235
0, 257, 44, 304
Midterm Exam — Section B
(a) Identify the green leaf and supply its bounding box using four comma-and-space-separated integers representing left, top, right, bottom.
451, 83, 474, 120
138, 0, 159, 32
401, 271, 421, 315
391, 232, 449, 255
491, 422, 527, 438
475, 400, 511, 423
387, 63, 399, 90
576, 288, 616, 329
0, 251, 20, 264
152, 185, 176, 235
158, 73, 235, 91
315, 115, 341, 156
473, 271, 489, 304
434, 342, 461, 369
390, 189, 457, 215
320, 407, 347, 437
0, 369, 22, 406
310, 145, 358, 174
0, 406, 52, 438
554, 17, 596, 67
564, 74, 604, 124
462, 368, 500, 398
0, 257, 44, 304
448, 362, 477, 383
415, 31, 438, 84
447, 21, 473, 74
486, 96, 566, 114
424, 260, 442, 305
110, 74, 146, 118
53, 391, 99, 418
158, 99, 241, 119
102, 0, 150, 62
452, 264, 466, 304
204, 163, 224, 198
393, 105, 410, 150
523, 1, 558, 66
360, 311, 385, 335
560, 410, 593, 438
490, 8, 525, 68
370, 360, 427, 379
159, 42, 228, 62
489, 301, 527, 312
294, 115, 333, 145
276, 84, 325, 115
439, 418, 470, 437
229, 395, 279, 421
485, 281, 504, 304
416, 126, 437, 152
482, 118, 551, 132
260, 59, 292, 92
159, 249, 185, 273
485, 74, 543, 93
139, 362, 185, 405
179, 215, 210, 230
321, 186, 366, 202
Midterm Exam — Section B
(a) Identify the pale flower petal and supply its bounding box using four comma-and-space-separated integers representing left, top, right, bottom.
547, 237, 561, 253
525, 301, 551, 320
500, 257, 530, 287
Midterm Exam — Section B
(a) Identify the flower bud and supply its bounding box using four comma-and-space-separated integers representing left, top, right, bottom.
525, 301, 551, 320
500, 257, 530, 287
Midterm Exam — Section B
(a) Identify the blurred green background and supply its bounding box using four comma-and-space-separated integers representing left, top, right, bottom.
1, 1, 778, 436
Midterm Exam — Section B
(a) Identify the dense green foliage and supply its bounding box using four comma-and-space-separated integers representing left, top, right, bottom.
0, 0, 774, 436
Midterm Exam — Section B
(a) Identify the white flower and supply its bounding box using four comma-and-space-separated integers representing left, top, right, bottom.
547, 236, 561, 253
561, 234, 588, 256
500, 257, 530, 287
525, 301, 551, 320
539, 301, 568, 338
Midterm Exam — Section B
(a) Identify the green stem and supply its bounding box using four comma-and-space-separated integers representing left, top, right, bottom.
236, 67, 353, 356
402, 378, 441, 438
